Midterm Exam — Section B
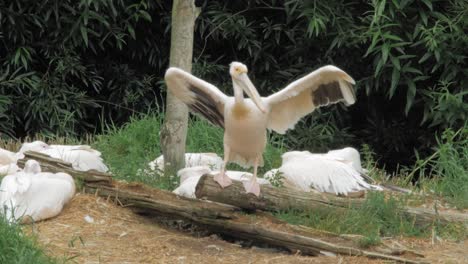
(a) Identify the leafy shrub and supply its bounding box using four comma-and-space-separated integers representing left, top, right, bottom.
1, 0, 466, 172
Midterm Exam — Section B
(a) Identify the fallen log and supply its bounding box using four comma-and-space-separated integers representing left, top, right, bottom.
17, 151, 113, 186
83, 181, 426, 263
195, 174, 468, 227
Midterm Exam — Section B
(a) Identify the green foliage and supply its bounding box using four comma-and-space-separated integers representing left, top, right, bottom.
0, 217, 56, 264
1, 0, 466, 172
93, 114, 284, 190
275, 192, 426, 243
433, 128, 468, 208
93, 114, 163, 188
0, 0, 168, 137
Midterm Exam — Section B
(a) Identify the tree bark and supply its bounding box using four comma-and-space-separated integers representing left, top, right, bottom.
195, 174, 468, 227
160, 0, 200, 176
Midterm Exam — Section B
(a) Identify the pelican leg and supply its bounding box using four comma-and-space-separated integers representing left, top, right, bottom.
214, 146, 232, 188
243, 156, 261, 197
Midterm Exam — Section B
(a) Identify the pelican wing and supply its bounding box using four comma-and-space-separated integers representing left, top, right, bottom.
165, 68, 228, 128
0, 148, 16, 165
265, 65, 356, 134
41, 148, 108, 172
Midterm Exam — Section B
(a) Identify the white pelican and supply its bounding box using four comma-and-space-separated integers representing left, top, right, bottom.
0, 164, 20, 176
0, 160, 75, 223
0, 148, 21, 176
165, 62, 355, 196
264, 148, 382, 196
150, 152, 223, 172
173, 166, 270, 198
19, 141, 109, 172
0, 148, 18, 165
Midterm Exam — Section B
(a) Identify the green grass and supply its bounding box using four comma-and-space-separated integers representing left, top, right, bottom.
431, 128, 468, 209
274, 192, 427, 247
93, 114, 285, 190
0, 217, 56, 264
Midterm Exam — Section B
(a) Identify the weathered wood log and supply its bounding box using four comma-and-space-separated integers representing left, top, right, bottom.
84, 181, 426, 263
17, 151, 112, 186
195, 174, 468, 227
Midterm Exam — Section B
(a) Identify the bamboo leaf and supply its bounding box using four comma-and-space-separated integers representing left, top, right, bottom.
389, 67, 400, 98
377, 0, 386, 17
405, 80, 417, 115
421, 0, 433, 11
80, 26, 88, 47
365, 32, 380, 57
128, 24, 136, 39
139, 10, 152, 22
382, 43, 390, 64
383, 32, 403, 41
390, 55, 400, 70
375, 57, 385, 77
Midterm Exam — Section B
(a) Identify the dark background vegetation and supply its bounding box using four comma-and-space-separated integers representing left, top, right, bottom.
0, 0, 466, 173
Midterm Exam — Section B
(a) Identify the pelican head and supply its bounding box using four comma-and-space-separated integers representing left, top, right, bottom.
24, 159, 41, 174
229, 62, 267, 113
19, 141, 51, 153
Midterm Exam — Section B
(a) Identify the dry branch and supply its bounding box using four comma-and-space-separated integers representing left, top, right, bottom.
17, 151, 112, 186
83, 182, 427, 263
195, 174, 468, 227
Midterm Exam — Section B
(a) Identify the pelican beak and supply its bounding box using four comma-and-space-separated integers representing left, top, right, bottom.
237, 73, 267, 113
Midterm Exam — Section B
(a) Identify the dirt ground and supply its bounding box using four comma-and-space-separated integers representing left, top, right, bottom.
23, 193, 467, 264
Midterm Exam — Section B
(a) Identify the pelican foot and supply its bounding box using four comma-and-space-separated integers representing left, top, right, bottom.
243, 180, 261, 197
214, 172, 232, 188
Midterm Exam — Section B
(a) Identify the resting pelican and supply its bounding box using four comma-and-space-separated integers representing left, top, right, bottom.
19, 141, 109, 172
150, 152, 223, 172
0, 160, 75, 223
264, 148, 382, 196
165, 62, 356, 196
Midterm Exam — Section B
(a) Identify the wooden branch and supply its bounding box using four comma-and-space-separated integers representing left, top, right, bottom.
17, 151, 112, 186
195, 174, 468, 227
84, 181, 427, 263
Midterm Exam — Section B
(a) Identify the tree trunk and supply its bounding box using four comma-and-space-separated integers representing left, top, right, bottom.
160, 0, 200, 176
195, 175, 468, 227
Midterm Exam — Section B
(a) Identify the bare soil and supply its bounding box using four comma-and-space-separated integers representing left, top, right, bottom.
23, 193, 467, 264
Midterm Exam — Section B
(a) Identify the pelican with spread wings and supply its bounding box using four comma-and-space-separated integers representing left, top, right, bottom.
165, 62, 356, 196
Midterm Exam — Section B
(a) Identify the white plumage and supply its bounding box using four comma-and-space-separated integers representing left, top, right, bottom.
264, 148, 382, 196
0, 148, 17, 165
0, 148, 21, 176
149, 153, 223, 172
165, 62, 356, 196
19, 141, 108, 172
0, 163, 20, 176
173, 166, 270, 199
0, 160, 75, 223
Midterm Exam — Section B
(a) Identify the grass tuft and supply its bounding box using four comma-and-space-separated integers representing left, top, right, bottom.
274, 192, 427, 246
431, 128, 468, 209
0, 217, 56, 264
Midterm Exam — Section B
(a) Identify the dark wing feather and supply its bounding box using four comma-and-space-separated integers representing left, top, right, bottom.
165, 67, 228, 129
189, 85, 224, 128
265, 65, 356, 134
